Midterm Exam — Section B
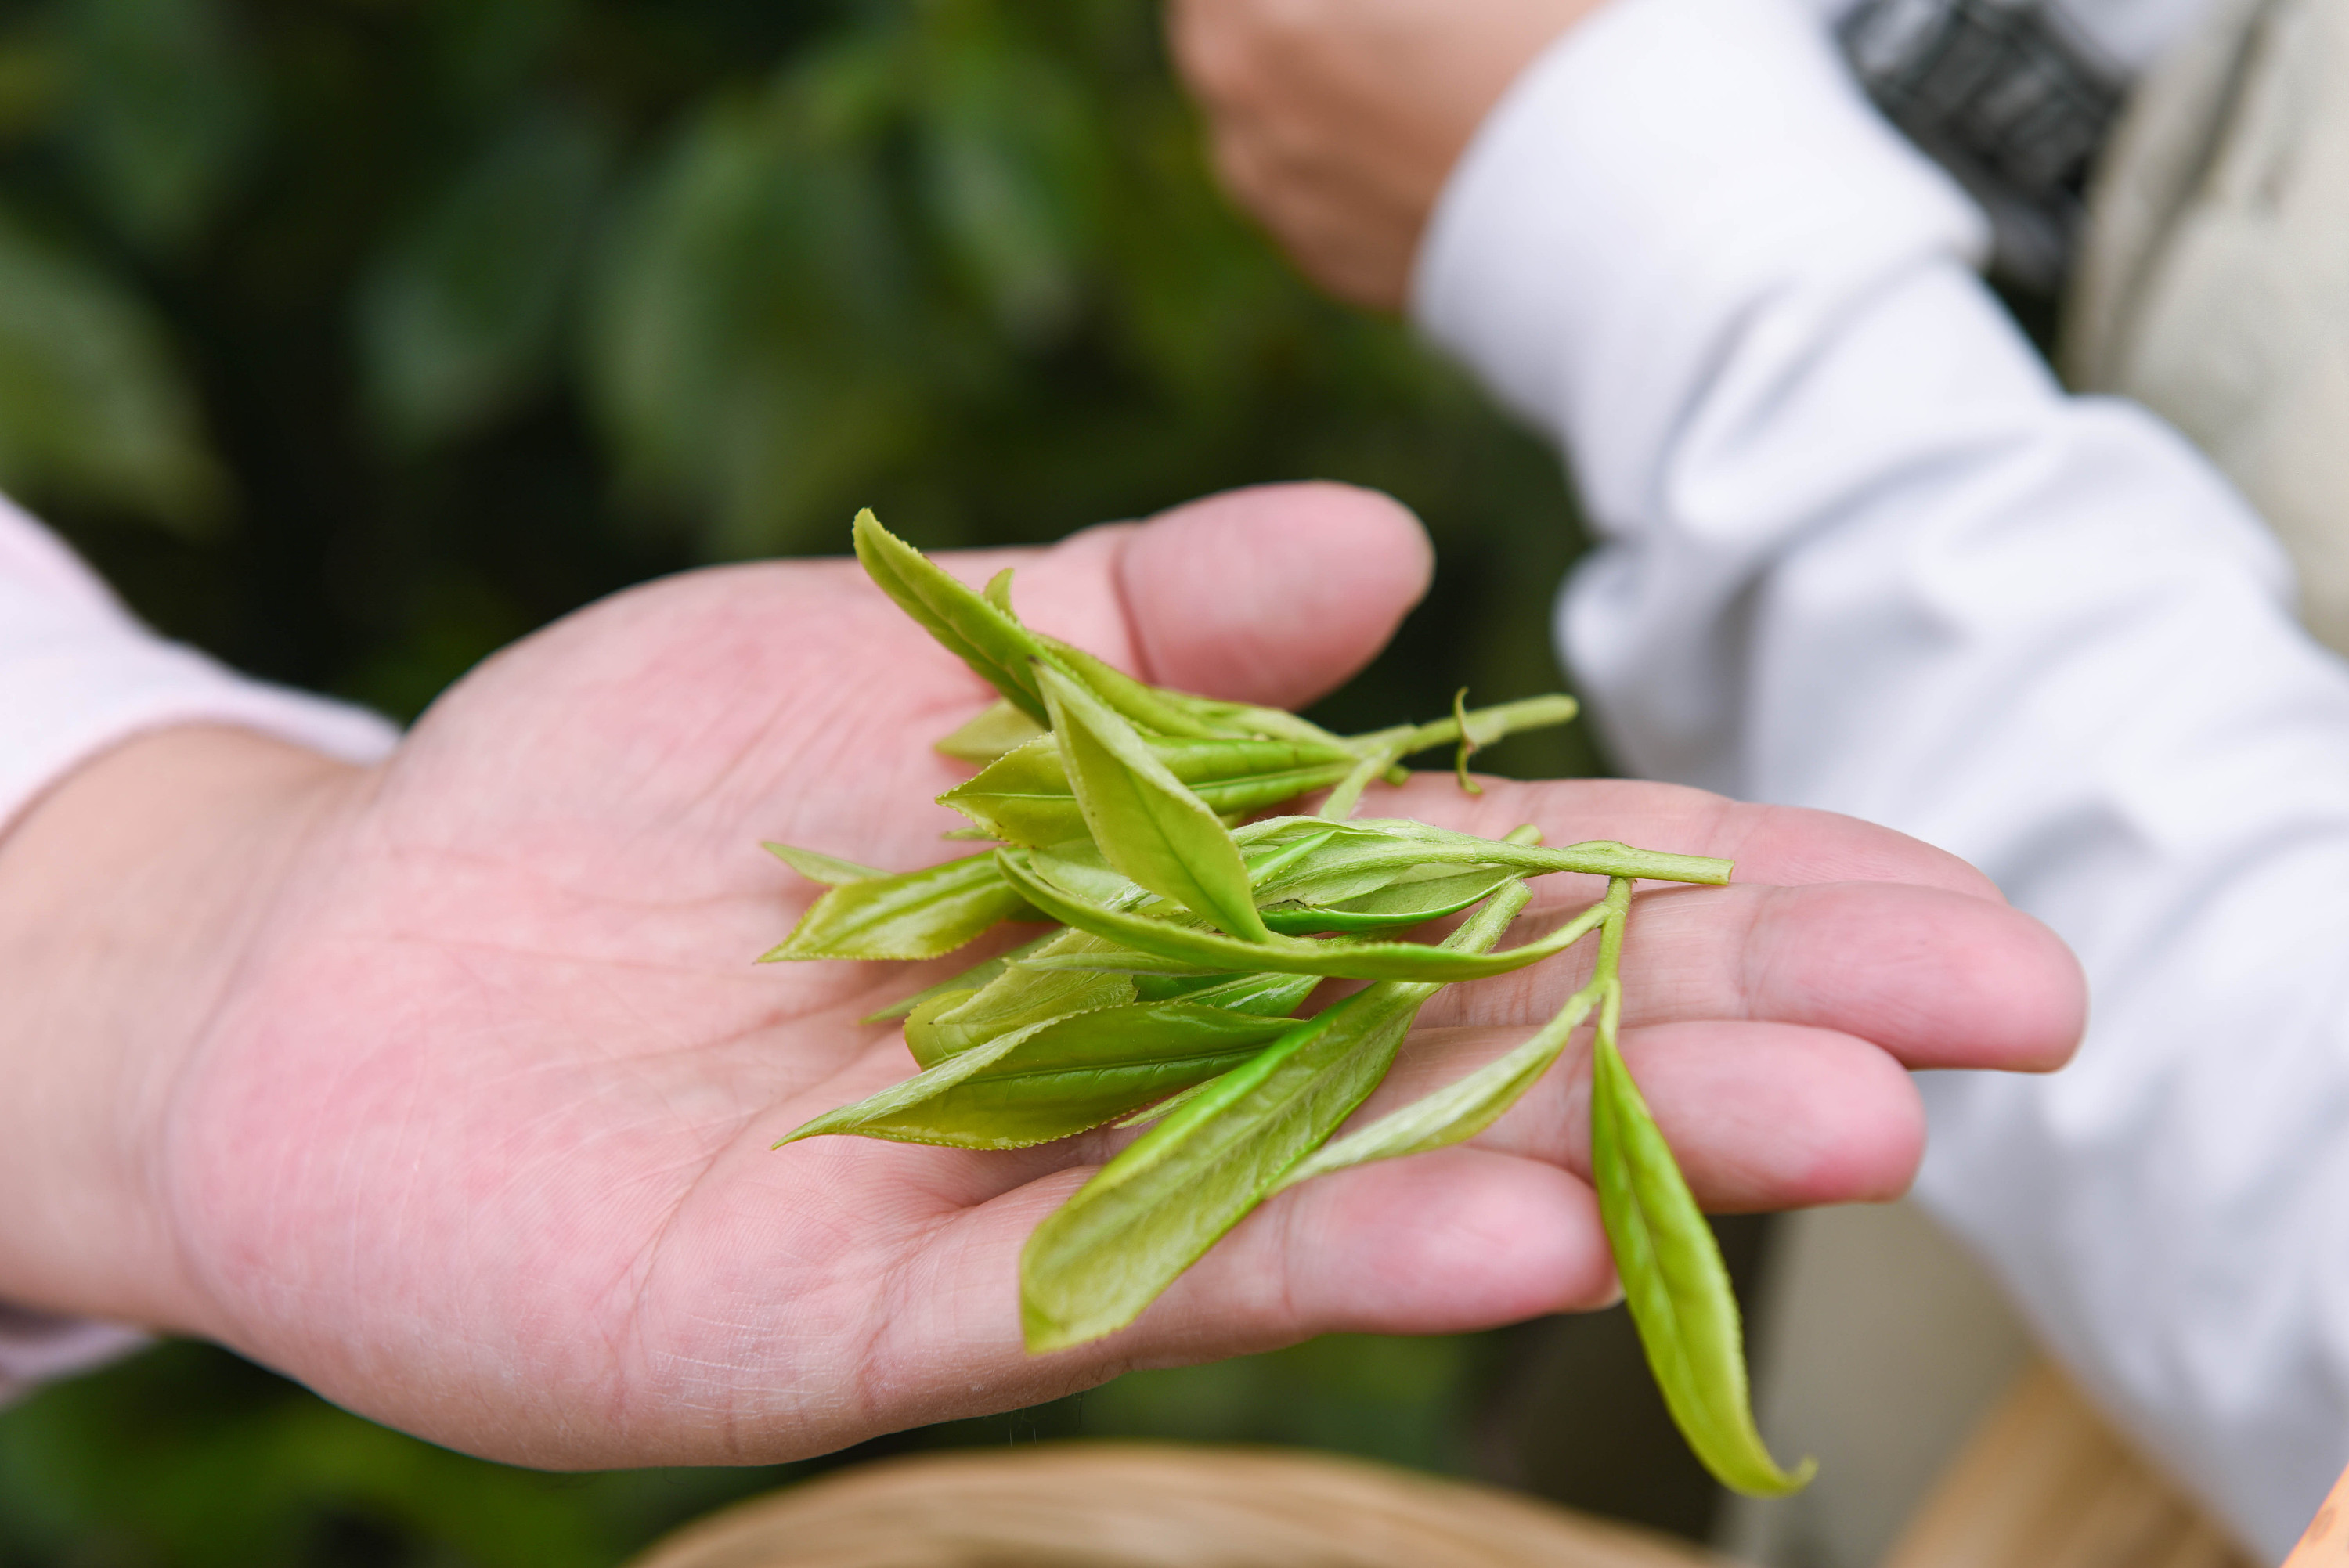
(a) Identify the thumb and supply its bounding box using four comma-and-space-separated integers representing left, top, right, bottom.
1109, 481, 1433, 709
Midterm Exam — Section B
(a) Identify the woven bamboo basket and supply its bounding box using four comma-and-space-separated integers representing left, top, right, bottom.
627, 1442, 1723, 1568
626, 1361, 2258, 1568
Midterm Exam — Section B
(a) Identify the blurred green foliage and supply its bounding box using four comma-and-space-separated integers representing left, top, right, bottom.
0, 0, 1690, 1561
0, 1335, 1500, 1567
0, 0, 1597, 767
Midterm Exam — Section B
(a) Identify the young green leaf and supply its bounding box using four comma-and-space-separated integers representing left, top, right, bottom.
1036, 661, 1272, 943
940, 734, 1356, 849
1274, 879, 1630, 1190
1112, 1067, 1237, 1129
1591, 1011, 1817, 1497
852, 509, 1058, 721
760, 851, 1039, 962
1258, 866, 1522, 935
1128, 970, 1320, 1016
1029, 635, 1360, 752
935, 697, 1048, 764
857, 932, 1059, 1025
1242, 816, 1734, 890
904, 945, 1135, 1067
999, 848, 1611, 983
1316, 744, 1402, 821
1034, 636, 1236, 741
780, 999, 1301, 1151
1020, 1001, 1402, 1349
763, 841, 888, 886
1019, 882, 1532, 1352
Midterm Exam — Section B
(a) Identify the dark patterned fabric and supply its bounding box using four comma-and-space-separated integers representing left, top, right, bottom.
1840, 0, 2126, 287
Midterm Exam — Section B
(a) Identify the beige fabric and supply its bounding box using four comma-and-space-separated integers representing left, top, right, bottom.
2066, 0, 2349, 654
625, 1443, 1727, 1568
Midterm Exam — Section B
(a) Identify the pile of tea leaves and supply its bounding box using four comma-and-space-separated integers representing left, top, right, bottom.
761, 510, 1813, 1495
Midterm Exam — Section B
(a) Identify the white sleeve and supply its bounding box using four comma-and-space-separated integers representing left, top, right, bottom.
0, 492, 400, 1393
0, 492, 398, 831
1412, 0, 2349, 1555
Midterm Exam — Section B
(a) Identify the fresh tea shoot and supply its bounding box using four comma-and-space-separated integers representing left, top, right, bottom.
760, 509, 1812, 1496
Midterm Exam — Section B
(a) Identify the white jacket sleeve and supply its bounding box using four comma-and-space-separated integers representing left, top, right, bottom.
0, 492, 399, 1395
0, 493, 398, 831
1413, 0, 2349, 1554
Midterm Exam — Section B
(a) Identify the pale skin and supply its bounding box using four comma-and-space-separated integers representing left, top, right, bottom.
0, 482, 2081, 1468
1167, 0, 1600, 310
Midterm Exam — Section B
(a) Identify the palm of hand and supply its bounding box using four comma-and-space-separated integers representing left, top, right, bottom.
152, 491, 2077, 1468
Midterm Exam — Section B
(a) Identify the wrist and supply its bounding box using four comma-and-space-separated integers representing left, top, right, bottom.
0, 726, 367, 1332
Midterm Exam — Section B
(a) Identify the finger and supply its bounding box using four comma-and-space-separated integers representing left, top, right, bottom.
1139, 1144, 1620, 1343
850, 1021, 1914, 1397
1344, 770, 2004, 897
998, 482, 1432, 710
1423, 878, 2084, 1073
723, 1018, 1914, 1449
839, 1143, 1620, 1431
1117, 483, 1431, 704
1348, 1020, 1928, 1210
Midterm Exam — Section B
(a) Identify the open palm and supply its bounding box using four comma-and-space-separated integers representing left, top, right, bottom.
146, 485, 2079, 1467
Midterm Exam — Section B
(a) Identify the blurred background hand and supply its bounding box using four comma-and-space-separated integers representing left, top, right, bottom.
0, 482, 2078, 1469
1167, 0, 1609, 309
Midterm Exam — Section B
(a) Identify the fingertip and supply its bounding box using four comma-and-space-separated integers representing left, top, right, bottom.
1999, 909, 2089, 1072
1117, 482, 1432, 707
1633, 1025, 1929, 1210
1739, 883, 2089, 1074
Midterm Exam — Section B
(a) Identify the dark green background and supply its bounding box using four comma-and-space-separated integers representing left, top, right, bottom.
0, 0, 1771, 1559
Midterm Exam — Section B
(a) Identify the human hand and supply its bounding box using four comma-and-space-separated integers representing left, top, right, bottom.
0, 482, 2081, 1467
1168, 0, 1607, 310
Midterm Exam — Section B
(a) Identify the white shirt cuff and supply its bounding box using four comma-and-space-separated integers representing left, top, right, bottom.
0, 494, 399, 836
1411, 0, 1990, 536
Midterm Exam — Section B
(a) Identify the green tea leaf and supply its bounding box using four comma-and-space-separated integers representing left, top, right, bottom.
1019, 882, 1532, 1351
1128, 970, 1319, 1016
761, 850, 1037, 962
1275, 880, 1629, 1189
935, 697, 1047, 764
1020, 1001, 1399, 1348
781, 998, 1299, 1150
940, 732, 1356, 847
1112, 1067, 1236, 1129
1592, 1028, 1816, 1497
999, 848, 1611, 983
1166, 694, 1357, 750
853, 509, 1058, 720
1028, 634, 1359, 751
1035, 636, 1232, 741
1316, 744, 1402, 821
764, 840, 888, 886
1259, 865, 1521, 935
1242, 816, 1734, 890
1037, 662, 1271, 942
904, 940, 1134, 1067
857, 931, 1058, 1024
